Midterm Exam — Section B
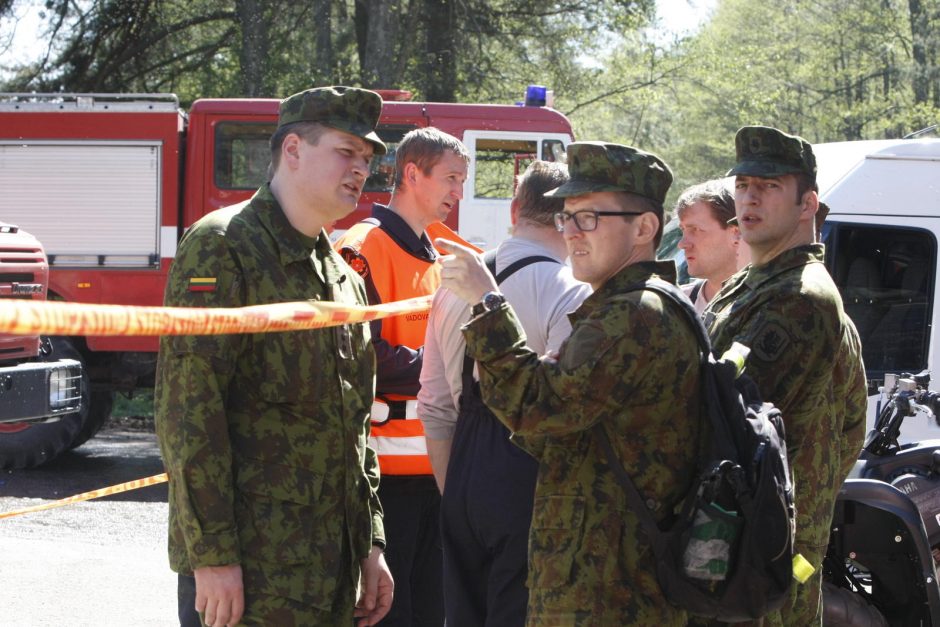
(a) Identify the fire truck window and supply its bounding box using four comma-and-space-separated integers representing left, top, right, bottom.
215, 122, 276, 190
364, 125, 417, 193
826, 223, 936, 378
541, 139, 566, 163
474, 139, 538, 199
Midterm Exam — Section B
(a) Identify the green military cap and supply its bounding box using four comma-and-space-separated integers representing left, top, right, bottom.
278, 86, 387, 155
727, 126, 815, 182
544, 141, 673, 205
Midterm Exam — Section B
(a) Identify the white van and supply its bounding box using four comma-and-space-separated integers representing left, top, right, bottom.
816, 136, 940, 441
660, 134, 940, 441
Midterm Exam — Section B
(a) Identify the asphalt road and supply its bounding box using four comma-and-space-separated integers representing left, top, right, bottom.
0, 425, 176, 626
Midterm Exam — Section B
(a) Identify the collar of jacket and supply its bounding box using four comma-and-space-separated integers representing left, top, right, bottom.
252, 184, 347, 285
577, 259, 678, 316
742, 243, 825, 292
371, 203, 438, 262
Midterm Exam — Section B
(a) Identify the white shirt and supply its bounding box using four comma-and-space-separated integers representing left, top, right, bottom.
418, 236, 591, 440
680, 279, 710, 316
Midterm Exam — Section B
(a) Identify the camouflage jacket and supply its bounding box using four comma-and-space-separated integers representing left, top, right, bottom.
704, 243, 867, 625
463, 260, 703, 626
154, 185, 381, 611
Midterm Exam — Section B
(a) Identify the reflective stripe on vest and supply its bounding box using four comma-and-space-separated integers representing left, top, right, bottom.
370, 399, 419, 423
369, 424, 432, 475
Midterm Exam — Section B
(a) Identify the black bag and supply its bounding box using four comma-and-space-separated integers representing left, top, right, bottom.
593, 278, 795, 622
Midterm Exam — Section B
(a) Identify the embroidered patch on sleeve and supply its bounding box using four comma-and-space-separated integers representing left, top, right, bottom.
752, 321, 791, 363
188, 277, 217, 292
342, 249, 370, 279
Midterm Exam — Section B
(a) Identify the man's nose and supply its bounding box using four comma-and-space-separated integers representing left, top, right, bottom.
562, 217, 581, 238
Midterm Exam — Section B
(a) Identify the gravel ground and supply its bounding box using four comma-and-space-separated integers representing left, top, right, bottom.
0, 422, 177, 626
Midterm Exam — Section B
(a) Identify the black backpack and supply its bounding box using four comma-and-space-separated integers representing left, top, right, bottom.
593, 278, 795, 622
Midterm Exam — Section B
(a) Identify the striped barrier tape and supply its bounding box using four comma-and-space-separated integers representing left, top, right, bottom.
0, 473, 169, 520
0, 296, 433, 336
0, 296, 433, 518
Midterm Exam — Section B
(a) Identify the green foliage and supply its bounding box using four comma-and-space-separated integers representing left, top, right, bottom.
2, 0, 938, 204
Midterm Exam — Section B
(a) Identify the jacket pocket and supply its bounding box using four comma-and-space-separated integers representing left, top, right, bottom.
528, 495, 585, 590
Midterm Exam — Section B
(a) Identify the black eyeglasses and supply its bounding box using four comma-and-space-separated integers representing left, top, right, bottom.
553, 209, 644, 232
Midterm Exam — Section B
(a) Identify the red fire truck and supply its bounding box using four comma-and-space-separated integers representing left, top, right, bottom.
0, 88, 573, 453
0, 222, 83, 469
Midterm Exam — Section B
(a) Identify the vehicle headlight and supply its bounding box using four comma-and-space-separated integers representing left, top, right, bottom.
49, 366, 81, 411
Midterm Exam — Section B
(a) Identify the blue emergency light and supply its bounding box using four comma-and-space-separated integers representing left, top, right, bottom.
525, 85, 547, 107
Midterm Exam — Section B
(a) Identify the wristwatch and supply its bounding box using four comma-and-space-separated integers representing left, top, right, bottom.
471, 291, 506, 317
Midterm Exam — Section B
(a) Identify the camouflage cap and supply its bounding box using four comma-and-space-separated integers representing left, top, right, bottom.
278, 86, 387, 155
545, 141, 673, 205
727, 126, 815, 182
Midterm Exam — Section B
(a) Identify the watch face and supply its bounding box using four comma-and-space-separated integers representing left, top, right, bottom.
483, 292, 505, 310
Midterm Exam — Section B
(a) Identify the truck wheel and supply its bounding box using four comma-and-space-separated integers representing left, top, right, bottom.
44, 337, 113, 450
0, 417, 82, 470
68, 390, 113, 450
823, 581, 888, 626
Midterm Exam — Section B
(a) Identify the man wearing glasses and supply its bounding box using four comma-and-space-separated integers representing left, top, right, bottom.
435, 141, 704, 625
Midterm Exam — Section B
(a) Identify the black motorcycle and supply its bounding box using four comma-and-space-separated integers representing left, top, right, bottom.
824, 371, 940, 626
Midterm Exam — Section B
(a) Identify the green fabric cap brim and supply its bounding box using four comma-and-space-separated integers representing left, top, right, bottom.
545, 179, 644, 198
320, 119, 386, 155
726, 159, 806, 178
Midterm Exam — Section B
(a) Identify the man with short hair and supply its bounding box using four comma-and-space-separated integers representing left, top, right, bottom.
155, 86, 393, 627
676, 180, 748, 313
704, 126, 867, 625
419, 160, 591, 626
436, 141, 704, 625
335, 126, 475, 626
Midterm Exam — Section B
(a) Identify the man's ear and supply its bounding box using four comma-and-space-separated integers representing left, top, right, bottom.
800, 189, 819, 223
401, 162, 420, 190
634, 212, 660, 245
509, 197, 520, 226
281, 133, 302, 169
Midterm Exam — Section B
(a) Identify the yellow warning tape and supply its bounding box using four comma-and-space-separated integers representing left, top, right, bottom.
0, 296, 433, 336
0, 473, 168, 520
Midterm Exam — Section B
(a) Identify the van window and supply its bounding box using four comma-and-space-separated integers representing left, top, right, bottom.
215, 122, 276, 190
826, 224, 936, 377
364, 125, 417, 193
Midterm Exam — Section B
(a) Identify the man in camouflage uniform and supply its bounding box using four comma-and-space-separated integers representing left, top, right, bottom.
155, 86, 393, 627
435, 142, 705, 625
703, 126, 868, 625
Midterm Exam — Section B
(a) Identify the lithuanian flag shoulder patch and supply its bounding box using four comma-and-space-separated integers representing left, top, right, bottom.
188, 277, 218, 292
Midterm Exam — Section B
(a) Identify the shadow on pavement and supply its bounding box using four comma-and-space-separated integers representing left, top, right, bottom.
0, 429, 168, 503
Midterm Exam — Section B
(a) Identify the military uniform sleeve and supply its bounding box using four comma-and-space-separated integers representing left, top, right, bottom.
154, 226, 247, 569
463, 298, 664, 437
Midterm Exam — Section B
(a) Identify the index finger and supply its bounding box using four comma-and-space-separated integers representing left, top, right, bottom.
434, 238, 475, 257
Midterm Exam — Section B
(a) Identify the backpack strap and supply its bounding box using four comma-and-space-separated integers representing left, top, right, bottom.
688, 278, 705, 304
637, 278, 713, 356
460, 250, 560, 387
593, 421, 668, 546
591, 278, 717, 549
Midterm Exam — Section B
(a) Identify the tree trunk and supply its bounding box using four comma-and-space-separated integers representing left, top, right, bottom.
423, 0, 457, 101
356, 0, 400, 89
908, 0, 930, 104
312, 0, 334, 83
236, 0, 269, 96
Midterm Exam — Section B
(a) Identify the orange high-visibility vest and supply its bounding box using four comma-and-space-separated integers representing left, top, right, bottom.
337, 219, 477, 475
